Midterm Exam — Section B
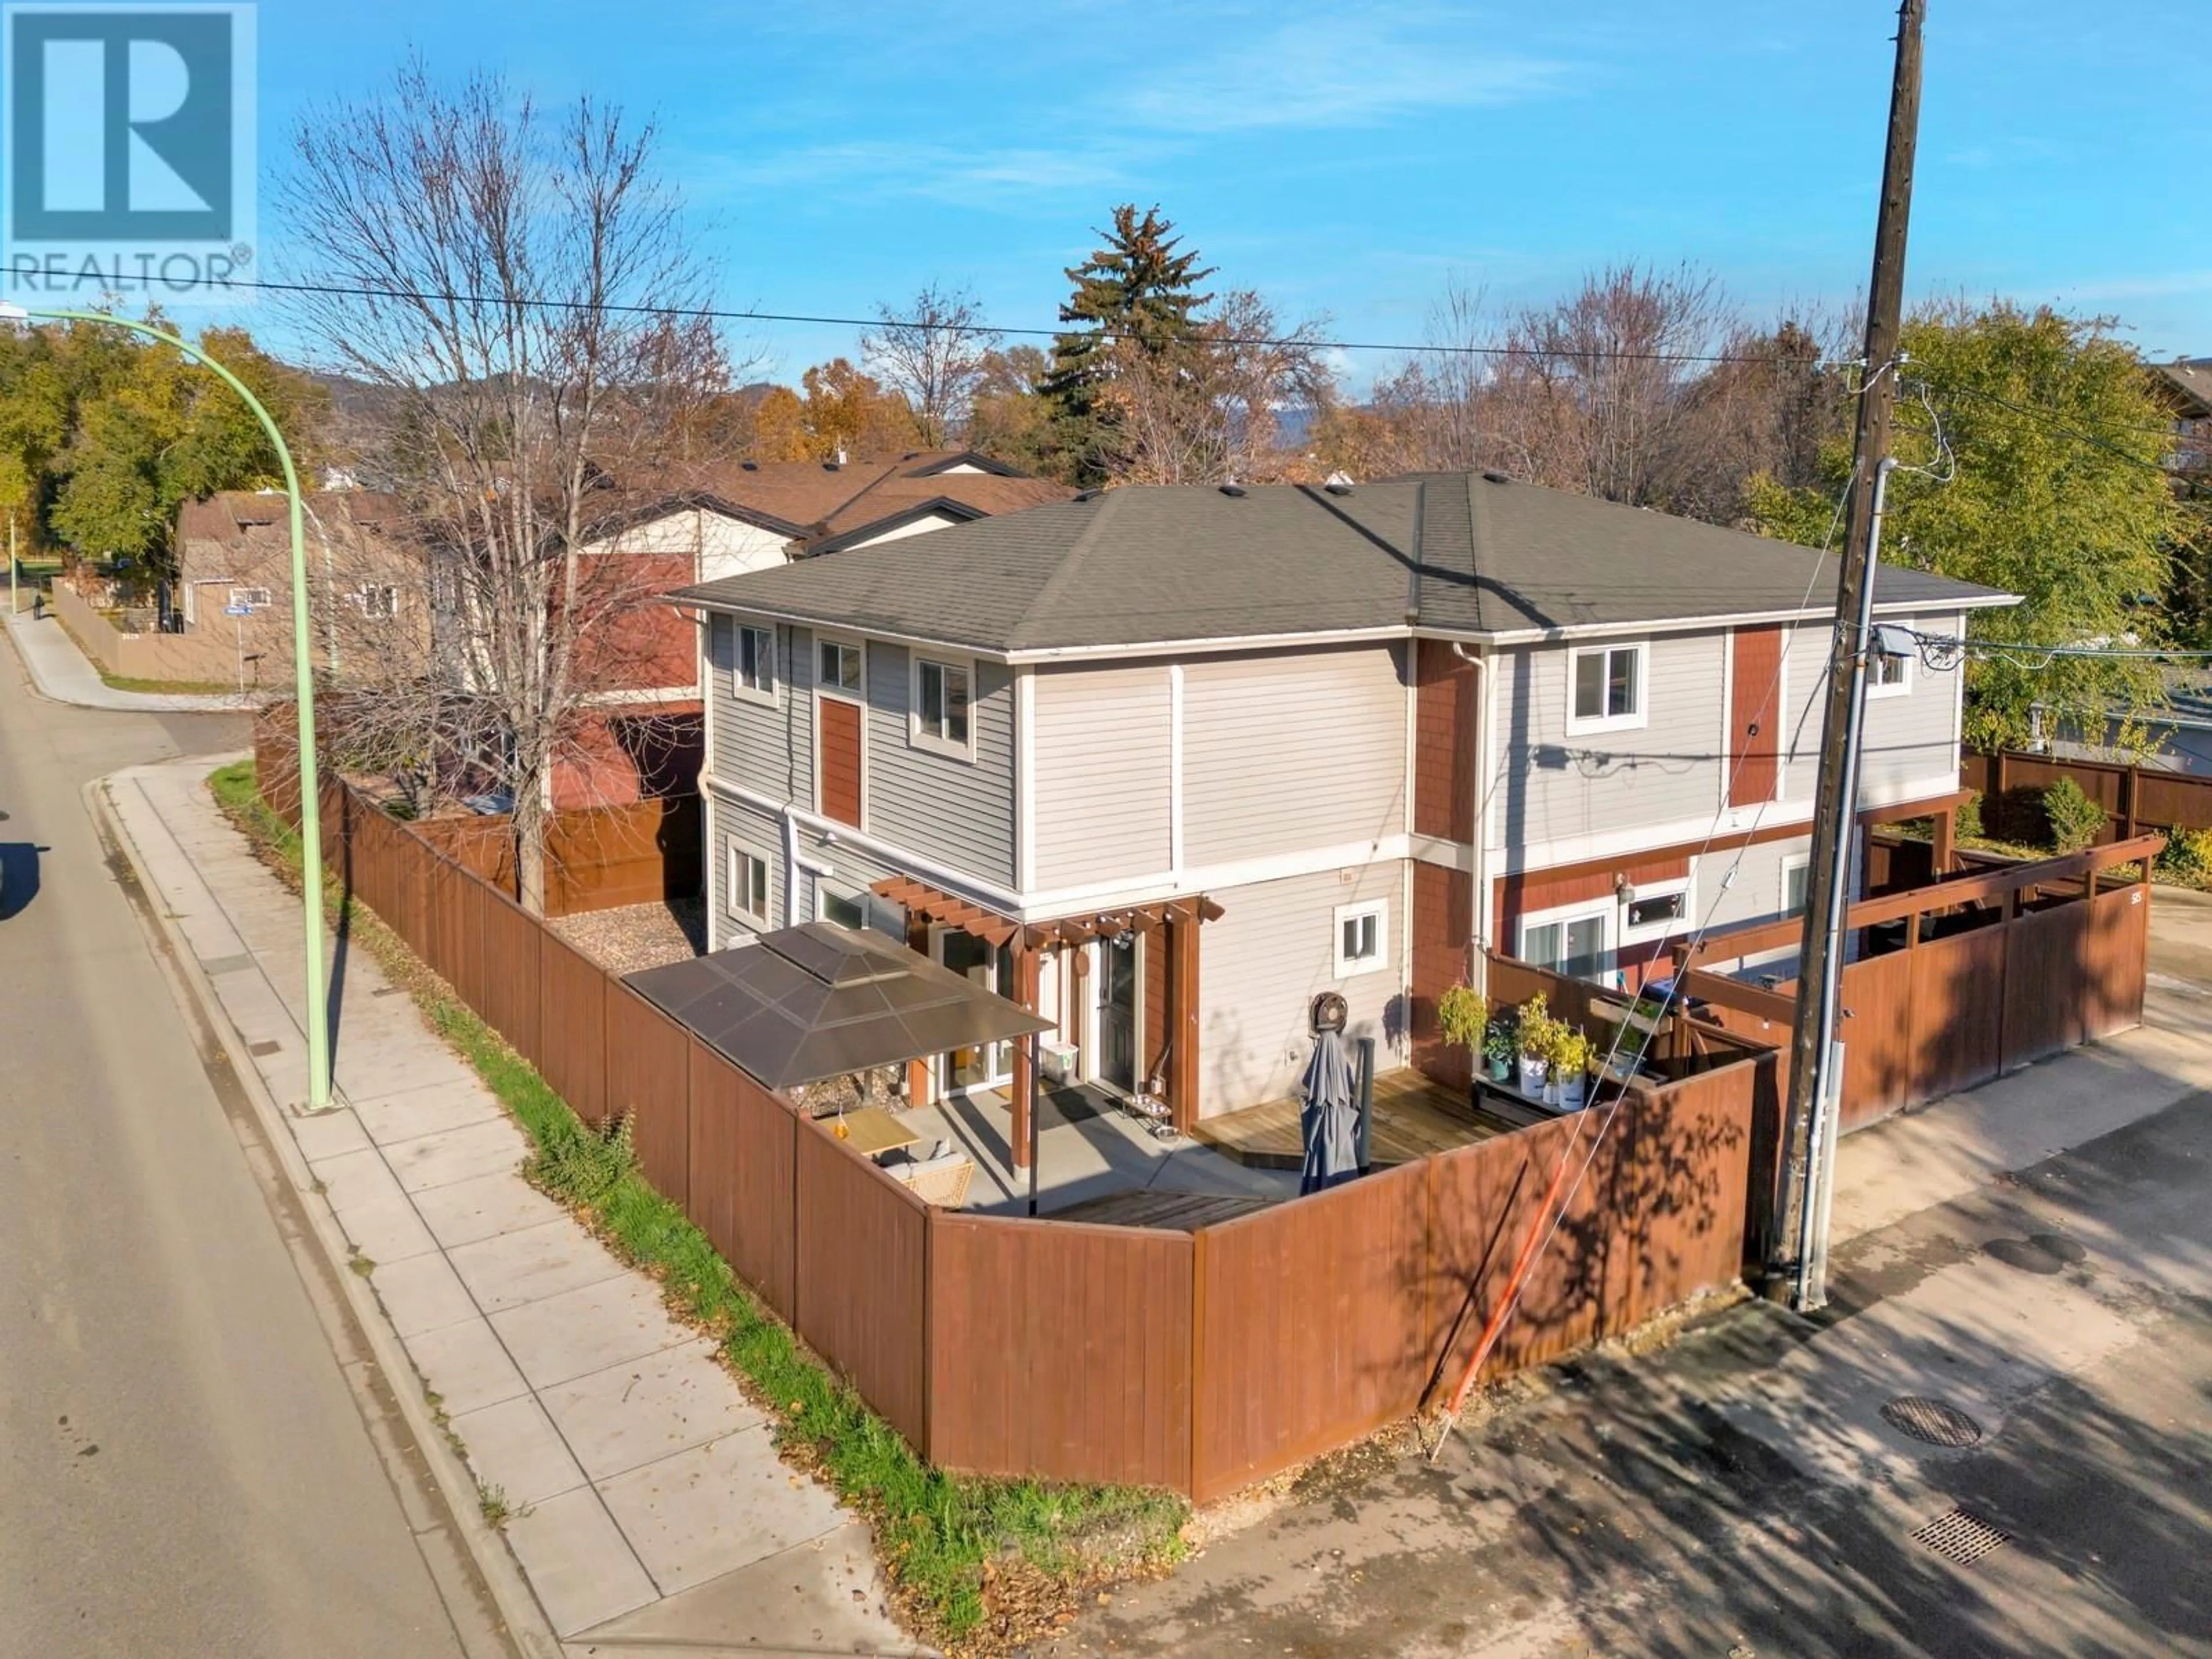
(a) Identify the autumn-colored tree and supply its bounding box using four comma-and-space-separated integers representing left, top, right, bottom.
798, 358, 920, 460
1750, 302, 2180, 749
964, 345, 1054, 473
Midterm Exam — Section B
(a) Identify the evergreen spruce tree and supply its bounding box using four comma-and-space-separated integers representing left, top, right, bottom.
1039, 204, 1214, 485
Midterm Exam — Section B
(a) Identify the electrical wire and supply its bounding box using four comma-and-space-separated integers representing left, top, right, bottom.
168, 272, 1837, 368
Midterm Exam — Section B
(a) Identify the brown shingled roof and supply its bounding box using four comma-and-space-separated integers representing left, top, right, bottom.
642, 449, 1071, 550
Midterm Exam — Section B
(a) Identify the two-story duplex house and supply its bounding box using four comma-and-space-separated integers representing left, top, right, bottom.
669, 472, 2015, 1130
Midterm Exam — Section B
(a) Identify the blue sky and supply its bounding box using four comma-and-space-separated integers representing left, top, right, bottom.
243, 0, 2212, 383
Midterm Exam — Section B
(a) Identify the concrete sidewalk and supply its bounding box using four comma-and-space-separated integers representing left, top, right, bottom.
6, 607, 254, 711
101, 755, 924, 1659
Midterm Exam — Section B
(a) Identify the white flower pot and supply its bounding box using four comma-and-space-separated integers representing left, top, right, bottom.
1518, 1056, 1548, 1096
1558, 1070, 1588, 1111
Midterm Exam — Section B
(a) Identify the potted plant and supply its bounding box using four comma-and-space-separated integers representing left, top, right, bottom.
1437, 982, 1487, 1082
1515, 994, 1552, 1097
1482, 1014, 1517, 1082
1554, 1029, 1593, 1110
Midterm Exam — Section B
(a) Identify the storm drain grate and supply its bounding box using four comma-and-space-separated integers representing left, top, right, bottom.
1912, 1508, 2010, 1565
1881, 1396, 1983, 1448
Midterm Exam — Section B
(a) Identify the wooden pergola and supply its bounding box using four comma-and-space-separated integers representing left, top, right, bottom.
870, 877, 1224, 1165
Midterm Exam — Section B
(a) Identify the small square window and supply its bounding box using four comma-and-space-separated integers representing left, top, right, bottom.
1333, 900, 1389, 978
1568, 643, 1645, 730
818, 639, 863, 695
736, 624, 775, 696
1784, 856, 1810, 916
914, 657, 972, 753
727, 844, 769, 927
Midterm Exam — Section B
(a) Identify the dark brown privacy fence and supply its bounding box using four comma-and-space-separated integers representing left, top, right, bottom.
1964, 748, 2212, 846
275, 772, 1763, 1500
1675, 838, 2159, 1138
254, 707, 699, 916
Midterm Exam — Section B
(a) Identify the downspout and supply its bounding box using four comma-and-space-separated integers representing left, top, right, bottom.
1450, 643, 1491, 995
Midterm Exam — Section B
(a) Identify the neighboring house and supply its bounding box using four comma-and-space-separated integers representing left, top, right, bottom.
550, 449, 1073, 809
2151, 358, 2212, 476
173, 488, 429, 677
670, 472, 2017, 1127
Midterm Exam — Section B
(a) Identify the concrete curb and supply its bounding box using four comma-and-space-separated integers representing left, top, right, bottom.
90, 767, 566, 1659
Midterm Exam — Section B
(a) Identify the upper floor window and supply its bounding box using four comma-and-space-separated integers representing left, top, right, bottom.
1865, 644, 1911, 698
912, 656, 973, 757
818, 638, 863, 696
1567, 641, 1647, 734
734, 623, 775, 702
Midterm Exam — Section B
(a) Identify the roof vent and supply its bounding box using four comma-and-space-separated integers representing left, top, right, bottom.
740, 460, 759, 471
1218, 483, 1247, 498
1074, 488, 1104, 503
823, 461, 841, 472
1480, 469, 1510, 484
1323, 470, 1355, 495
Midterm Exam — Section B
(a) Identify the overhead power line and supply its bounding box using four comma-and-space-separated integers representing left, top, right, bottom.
191, 274, 1821, 367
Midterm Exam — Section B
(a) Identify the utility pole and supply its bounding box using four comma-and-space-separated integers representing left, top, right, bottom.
1767, 0, 1926, 1310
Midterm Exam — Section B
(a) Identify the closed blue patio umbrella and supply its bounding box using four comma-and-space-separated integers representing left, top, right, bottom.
1298, 1028, 1359, 1195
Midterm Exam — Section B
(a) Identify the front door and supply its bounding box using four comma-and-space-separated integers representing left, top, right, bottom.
937, 930, 1015, 1093
1100, 934, 1138, 1094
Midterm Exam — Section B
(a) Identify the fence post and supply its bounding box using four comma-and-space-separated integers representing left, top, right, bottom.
1993, 749, 2009, 805
2122, 764, 2138, 843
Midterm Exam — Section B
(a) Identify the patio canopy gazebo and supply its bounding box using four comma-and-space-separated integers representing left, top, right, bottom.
623, 921, 1053, 1092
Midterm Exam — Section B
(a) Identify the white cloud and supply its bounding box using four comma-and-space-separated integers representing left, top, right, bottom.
699, 139, 1135, 206
1118, 10, 1574, 134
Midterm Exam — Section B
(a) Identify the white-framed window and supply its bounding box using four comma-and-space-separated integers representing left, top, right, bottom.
819, 881, 905, 940
1865, 641, 1912, 698
726, 842, 770, 929
734, 622, 777, 702
1566, 641, 1649, 734
817, 636, 864, 697
1782, 853, 1811, 917
232, 585, 272, 609
1334, 899, 1390, 978
910, 654, 974, 758
1620, 876, 1692, 940
352, 584, 398, 619
1519, 898, 1615, 983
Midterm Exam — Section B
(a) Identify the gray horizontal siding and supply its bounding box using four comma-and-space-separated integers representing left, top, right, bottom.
862, 641, 1017, 889
1492, 631, 1728, 849
1183, 644, 1408, 866
1032, 662, 1173, 889
706, 614, 812, 808
1198, 862, 1404, 1115
1780, 611, 1963, 805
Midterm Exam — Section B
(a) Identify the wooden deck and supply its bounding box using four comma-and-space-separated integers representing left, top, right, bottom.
1047, 1189, 1282, 1230
1190, 1068, 1497, 1171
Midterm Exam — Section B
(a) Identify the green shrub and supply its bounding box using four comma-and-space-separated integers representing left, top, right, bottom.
2158, 825, 2212, 880
1955, 789, 1983, 842
2042, 778, 2107, 853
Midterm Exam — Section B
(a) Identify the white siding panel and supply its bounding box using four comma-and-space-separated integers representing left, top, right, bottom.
1031, 664, 1172, 889
1777, 612, 1963, 806
1493, 632, 1728, 851
1183, 644, 1408, 866
698, 512, 793, 582
1198, 863, 1404, 1115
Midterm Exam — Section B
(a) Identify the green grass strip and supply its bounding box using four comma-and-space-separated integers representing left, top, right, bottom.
204, 760, 1186, 1647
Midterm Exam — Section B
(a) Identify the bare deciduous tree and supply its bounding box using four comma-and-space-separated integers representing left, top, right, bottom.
279, 61, 728, 912
861, 283, 1001, 448
1104, 291, 1336, 484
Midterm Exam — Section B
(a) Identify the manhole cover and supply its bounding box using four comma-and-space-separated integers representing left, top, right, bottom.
1912, 1506, 2010, 1565
1881, 1396, 1983, 1447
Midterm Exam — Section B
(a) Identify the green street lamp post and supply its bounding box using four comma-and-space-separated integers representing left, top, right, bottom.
1, 303, 332, 1112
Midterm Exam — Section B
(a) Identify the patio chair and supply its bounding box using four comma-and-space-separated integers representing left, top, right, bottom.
888, 1151, 974, 1209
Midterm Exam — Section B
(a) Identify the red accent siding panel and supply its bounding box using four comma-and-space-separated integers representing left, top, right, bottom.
1729, 625, 1783, 808
819, 696, 863, 828
1414, 640, 1476, 843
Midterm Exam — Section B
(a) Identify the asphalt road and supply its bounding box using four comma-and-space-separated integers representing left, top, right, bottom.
0, 648, 502, 1658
